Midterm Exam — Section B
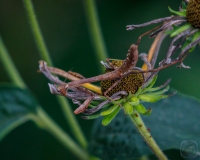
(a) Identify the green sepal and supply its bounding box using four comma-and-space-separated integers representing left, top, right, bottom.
182, 31, 200, 52
90, 100, 102, 106
102, 106, 120, 126
165, 29, 175, 35
138, 94, 167, 103
134, 87, 142, 96
123, 102, 133, 115
90, 100, 111, 109
129, 96, 140, 106
147, 86, 169, 95
142, 75, 157, 93
134, 104, 151, 115
100, 104, 119, 116
89, 103, 98, 108
165, 25, 179, 35
81, 113, 101, 120
181, 1, 187, 10
182, 38, 192, 51
144, 108, 152, 115
192, 31, 200, 41
170, 24, 192, 37
168, 6, 186, 17
147, 79, 171, 92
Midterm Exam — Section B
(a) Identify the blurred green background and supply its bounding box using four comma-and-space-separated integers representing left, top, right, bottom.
0, 0, 199, 159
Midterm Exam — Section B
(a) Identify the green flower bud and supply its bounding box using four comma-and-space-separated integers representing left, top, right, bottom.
123, 102, 134, 115
129, 96, 140, 106
135, 104, 152, 115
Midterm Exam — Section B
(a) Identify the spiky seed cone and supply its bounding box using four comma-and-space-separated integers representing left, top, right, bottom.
100, 60, 144, 96
186, 0, 200, 28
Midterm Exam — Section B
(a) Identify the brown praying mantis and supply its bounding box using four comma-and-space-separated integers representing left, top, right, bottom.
60, 44, 139, 92
39, 43, 160, 114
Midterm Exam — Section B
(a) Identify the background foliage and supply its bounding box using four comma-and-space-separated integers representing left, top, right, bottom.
0, 0, 199, 159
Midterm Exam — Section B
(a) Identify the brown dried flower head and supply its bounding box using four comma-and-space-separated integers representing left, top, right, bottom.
100, 60, 144, 96
186, 0, 200, 28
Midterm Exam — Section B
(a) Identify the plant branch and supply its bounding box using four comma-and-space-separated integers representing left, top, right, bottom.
36, 107, 89, 160
0, 36, 26, 89
83, 0, 108, 72
129, 111, 168, 160
22, 0, 87, 149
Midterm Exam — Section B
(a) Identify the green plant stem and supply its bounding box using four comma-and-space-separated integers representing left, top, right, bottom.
83, 0, 108, 72
22, 0, 87, 149
57, 96, 87, 148
0, 36, 26, 89
22, 0, 52, 65
0, 35, 88, 158
36, 107, 89, 160
129, 111, 168, 160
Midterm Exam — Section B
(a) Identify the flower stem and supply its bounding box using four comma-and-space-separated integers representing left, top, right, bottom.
56, 96, 87, 148
36, 107, 89, 160
83, 0, 108, 72
0, 36, 26, 89
22, 0, 52, 65
22, 0, 87, 149
129, 111, 168, 160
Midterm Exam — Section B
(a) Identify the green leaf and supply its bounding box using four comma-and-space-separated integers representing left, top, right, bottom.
123, 102, 133, 115
102, 106, 120, 126
100, 104, 119, 116
170, 24, 192, 37
168, 6, 186, 17
0, 84, 38, 140
89, 91, 200, 159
